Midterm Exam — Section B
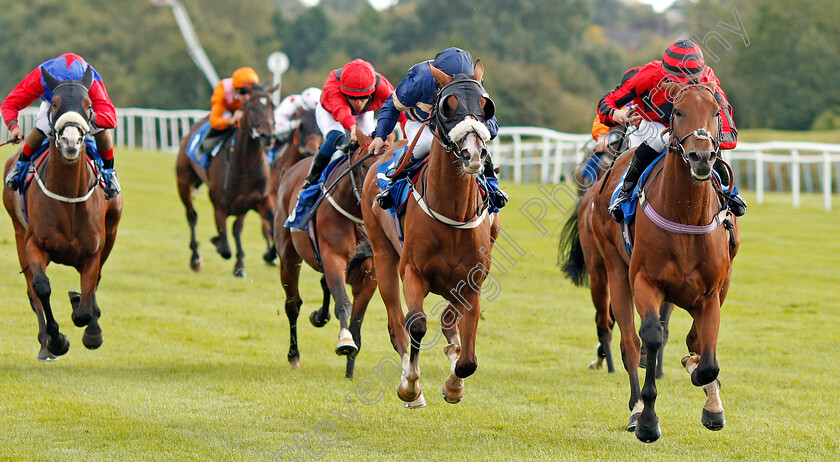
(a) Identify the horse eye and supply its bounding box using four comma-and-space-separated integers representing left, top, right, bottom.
674, 109, 682, 117
443, 95, 458, 118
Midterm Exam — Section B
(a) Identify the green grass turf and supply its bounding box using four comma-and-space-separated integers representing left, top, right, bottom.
0, 148, 838, 461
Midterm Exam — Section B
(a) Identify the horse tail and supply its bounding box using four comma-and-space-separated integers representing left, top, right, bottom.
346, 232, 374, 286
558, 200, 589, 287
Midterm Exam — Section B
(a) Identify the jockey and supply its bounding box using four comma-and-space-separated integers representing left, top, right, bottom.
598, 40, 746, 221
369, 47, 507, 210
2, 53, 120, 198
274, 87, 322, 143
577, 114, 627, 190
201, 67, 259, 155
299, 59, 396, 190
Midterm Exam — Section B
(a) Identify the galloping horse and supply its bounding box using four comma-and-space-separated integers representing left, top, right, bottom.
2, 66, 122, 360
560, 82, 740, 441
176, 83, 276, 277
273, 134, 377, 379
357, 62, 499, 407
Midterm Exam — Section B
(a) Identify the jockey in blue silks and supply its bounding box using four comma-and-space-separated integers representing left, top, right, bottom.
368, 47, 507, 210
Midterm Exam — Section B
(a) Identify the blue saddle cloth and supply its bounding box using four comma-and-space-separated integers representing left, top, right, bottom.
375, 147, 416, 222
610, 152, 740, 224
185, 122, 213, 169
284, 154, 349, 230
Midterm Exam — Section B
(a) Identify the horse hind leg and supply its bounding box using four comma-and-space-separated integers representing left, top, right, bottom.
177, 166, 202, 271
211, 208, 232, 260
655, 303, 675, 379
344, 269, 376, 380
279, 243, 303, 369
231, 214, 247, 277
309, 275, 331, 327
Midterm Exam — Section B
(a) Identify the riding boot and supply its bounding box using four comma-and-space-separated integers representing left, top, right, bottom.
4, 145, 36, 191
375, 147, 411, 210
608, 142, 659, 222
713, 159, 747, 216
483, 157, 508, 209
100, 157, 120, 199
301, 151, 330, 190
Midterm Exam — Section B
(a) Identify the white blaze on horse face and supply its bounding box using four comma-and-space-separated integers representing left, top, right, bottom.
58, 125, 85, 161
450, 117, 490, 175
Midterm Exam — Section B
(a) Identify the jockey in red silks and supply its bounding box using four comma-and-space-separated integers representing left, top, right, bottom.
2, 53, 120, 198
299, 59, 396, 190
597, 40, 746, 221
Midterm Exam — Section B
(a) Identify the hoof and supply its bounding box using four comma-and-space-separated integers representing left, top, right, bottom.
404, 392, 426, 409
627, 412, 640, 432
335, 328, 358, 356
309, 310, 330, 328
634, 422, 661, 443
210, 236, 231, 259
441, 380, 464, 404
190, 257, 202, 272
397, 379, 422, 403
589, 357, 604, 370
71, 311, 92, 328
263, 250, 278, 265
82, 330, 103, 349
702, 409, 725, 431
289, 357, 300, 370
37, 348, 58, 362
47, 334, 70, 356
233, 265, 246, 278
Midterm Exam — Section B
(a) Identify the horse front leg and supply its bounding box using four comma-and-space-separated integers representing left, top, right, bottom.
231, 214, 246, 277
440, 303, 464, 404
73, 257, 104, 350
177, 172, 202, 271
399, 266, 429, 408
26, 242, 69, 357
210, 208, 232, 260
605, 259, 641, 432
632, 277, 666, 443
344, 268, 377, 380
683, 296, 725, 431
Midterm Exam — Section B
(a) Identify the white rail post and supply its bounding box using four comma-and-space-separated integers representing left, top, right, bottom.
823, 151, 832, 211
792, 149, 800, 208
756, 151, 764, 205
513, 134, 522, 185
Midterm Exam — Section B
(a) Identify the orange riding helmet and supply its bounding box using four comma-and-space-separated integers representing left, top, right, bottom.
232, 67, 259, 90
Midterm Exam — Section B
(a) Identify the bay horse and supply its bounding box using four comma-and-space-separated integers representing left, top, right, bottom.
559, 82, 740, 442
273, 133, 378, 379
356, 62, 500, 407
1, 66, 122, 360
176, 83, 277, 277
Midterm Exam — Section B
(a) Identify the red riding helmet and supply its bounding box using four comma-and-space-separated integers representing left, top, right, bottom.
662, 40, 705, 79
338, 59, 377, 97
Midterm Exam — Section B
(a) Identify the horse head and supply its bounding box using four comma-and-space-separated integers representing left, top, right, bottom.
296, 109, 322, 156
241, 83, 277, 149
42, 66, 95, 162
430, 60, 495, 175
665, 82, 721, 181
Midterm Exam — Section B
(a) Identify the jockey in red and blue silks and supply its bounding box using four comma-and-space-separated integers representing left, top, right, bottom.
369, 47, 506, 210
2, 53, 120, 198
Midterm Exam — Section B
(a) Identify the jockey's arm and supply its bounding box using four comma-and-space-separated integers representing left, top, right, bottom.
1, 67, 44, 137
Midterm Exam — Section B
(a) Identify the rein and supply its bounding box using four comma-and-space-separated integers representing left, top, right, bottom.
388, 121, 429, 178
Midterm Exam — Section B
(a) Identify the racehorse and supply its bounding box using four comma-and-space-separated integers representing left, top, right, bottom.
263, 108, 322, 264
355, 62, 499, 407
559, 82, 740, 441
2, 66, 122, 360
273, 132, 377, 379
176, 83, 277, 277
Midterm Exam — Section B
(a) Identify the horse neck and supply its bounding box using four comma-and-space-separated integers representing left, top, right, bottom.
44, 143, 91, 197
232, 124, 265, 170
425, 141, 481, 221
331, 153, 367, 215
657, 152, 717, 225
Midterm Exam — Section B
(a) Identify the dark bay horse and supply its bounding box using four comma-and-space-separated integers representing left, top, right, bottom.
176, 83, 277, 277
356, 62, 500, 408
2, 66, 122, 360
273, 131, 377, 379
560, 82, 740, 442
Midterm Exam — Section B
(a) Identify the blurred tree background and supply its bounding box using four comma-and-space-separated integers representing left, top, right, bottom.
0, 0, 835, 132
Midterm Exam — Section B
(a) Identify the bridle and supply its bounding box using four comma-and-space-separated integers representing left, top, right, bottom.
243, 92, 274, 140
431, 75, 494, 162
667, 84, 722, 165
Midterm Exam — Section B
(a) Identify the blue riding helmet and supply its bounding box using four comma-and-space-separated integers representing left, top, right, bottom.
433, 47, 474, 76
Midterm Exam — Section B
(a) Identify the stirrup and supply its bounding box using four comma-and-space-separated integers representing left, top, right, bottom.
376, 189, 395, 209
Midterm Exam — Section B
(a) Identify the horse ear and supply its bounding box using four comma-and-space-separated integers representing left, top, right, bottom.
473, 59, 485, 82
41, 66, 60, 91
663, 81, 684, 102
81, 65, 94, 90
267, 83, 280, 94
356, 126, 372, 146
429, 64, 452, 87
703, 81, 718, 94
